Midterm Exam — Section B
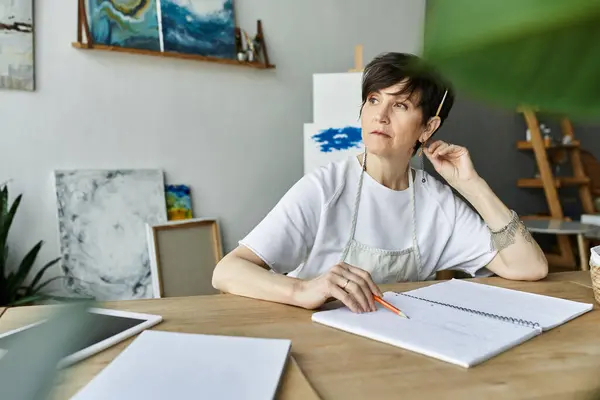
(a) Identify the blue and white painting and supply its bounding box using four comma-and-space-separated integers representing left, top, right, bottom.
304, 72, 365, 174
86, 0, 161, 51
304, 123, 364, 174
159, 0, 236, 58
0, 0, 34, 91
54, 169, 168, 301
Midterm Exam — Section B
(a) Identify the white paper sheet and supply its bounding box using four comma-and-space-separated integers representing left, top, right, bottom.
71, 330, 291, 400
590, 245, 600, 268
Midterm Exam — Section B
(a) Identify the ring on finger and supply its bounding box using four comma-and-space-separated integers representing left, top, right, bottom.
342, 278, 350, 289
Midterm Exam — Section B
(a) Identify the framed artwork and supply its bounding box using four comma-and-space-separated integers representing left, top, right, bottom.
160, 0, 236, 58
146, 218, 223, 298
85, 0, 236, 59
165, 184, 193, 220
54, 169, 168, 300
0, 0, 34, 91
85, 0, 161, 51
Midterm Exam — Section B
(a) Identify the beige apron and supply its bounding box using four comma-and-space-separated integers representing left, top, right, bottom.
338, 152, 423, 283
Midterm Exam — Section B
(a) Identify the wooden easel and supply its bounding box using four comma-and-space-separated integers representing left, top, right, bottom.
517, 107, 596, 268
348, 45, 364, 72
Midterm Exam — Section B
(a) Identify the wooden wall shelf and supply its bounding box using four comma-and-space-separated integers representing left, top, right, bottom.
517, 140, 580, 150
517, 177, 590, 189
75, 0, 274, 69
71, 42, 275, 69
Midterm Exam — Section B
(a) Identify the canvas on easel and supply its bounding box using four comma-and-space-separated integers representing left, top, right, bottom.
146, 218, 223, 298
303, 46, 365, 174
304, 72, 364, 174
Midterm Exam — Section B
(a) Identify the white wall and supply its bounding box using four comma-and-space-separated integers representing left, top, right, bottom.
0, 0, 425, 291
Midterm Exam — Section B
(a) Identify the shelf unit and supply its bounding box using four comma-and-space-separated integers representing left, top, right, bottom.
73, 0, 275, 70
517, 108, 596, 268
517, 176, 590, 189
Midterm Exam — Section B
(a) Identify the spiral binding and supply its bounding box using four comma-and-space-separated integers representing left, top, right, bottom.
398, 293, 541, 329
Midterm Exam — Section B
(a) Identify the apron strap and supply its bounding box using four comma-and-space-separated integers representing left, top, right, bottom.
339, 151, 367, 263
409, 168, 423, 279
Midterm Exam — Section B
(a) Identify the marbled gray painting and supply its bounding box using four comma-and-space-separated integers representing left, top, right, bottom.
0, 0, 34, 91
54, 169, 167, 300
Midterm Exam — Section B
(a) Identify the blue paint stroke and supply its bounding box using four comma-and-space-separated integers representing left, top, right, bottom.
166, 184, 190, 198
311, 126, 363, 153
160, 0, 236, 59
86, 0, 161, 51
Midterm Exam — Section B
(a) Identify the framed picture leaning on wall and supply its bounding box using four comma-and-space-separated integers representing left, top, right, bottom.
146, 218, 224, 298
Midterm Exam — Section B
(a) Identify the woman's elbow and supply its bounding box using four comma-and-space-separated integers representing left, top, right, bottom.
491, 252, 549, 281
211, 258, 231, 292
533, 257, 549, 280
523, 255, 549, 281
211, 246, 271, 293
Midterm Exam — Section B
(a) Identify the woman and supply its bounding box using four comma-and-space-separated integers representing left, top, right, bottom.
212, 52, 548, 314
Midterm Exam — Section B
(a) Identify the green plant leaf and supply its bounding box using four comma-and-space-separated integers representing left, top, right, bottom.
43, 294, 93, 303
0, 185, 8, 284
0, 193, 21, 282
6, 240, 42, 300
28, 275, 65, 296
0, 185, 7, 219
26, 256, 62, 295
8, 294, 47, 307
0, 243, 7, 288
423, 0, 600, 119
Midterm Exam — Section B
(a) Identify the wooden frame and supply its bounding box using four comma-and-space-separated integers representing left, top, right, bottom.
146, 218, 224, 298
73, 0, 275, 69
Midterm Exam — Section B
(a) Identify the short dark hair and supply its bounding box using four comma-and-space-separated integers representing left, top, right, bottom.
360, 52, 455, 153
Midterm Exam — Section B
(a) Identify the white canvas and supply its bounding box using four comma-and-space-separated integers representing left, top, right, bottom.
312, 72, 363, 124
303, 122, 364, 174
54, 169, 168, 300
0, 0, 34, 91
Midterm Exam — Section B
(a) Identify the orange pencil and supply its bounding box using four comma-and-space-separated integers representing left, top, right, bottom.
374, 295, 409, 319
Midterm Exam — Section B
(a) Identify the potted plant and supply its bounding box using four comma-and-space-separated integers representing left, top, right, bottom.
0, 182, 75, 306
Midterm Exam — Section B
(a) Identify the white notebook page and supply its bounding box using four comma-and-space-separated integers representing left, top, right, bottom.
405, 279, 594, 330
71, 330, 291, 400
312, 291, 541, 368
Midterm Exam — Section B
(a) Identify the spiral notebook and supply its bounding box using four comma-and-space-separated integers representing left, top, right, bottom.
311, 279, 594, 368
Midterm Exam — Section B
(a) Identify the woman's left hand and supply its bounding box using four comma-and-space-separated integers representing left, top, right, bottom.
423, 140, 479, 188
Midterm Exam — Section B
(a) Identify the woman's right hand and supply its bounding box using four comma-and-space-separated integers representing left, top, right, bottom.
294, 263, 383, 313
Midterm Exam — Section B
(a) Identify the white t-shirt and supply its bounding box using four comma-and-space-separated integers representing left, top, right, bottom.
240, 156, 498, 281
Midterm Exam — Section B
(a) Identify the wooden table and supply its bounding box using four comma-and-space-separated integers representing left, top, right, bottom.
542, 270, 593, 288
1, 272, 599, 400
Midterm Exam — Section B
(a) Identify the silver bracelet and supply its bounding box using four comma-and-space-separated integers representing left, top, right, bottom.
489, 210, 532, 251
